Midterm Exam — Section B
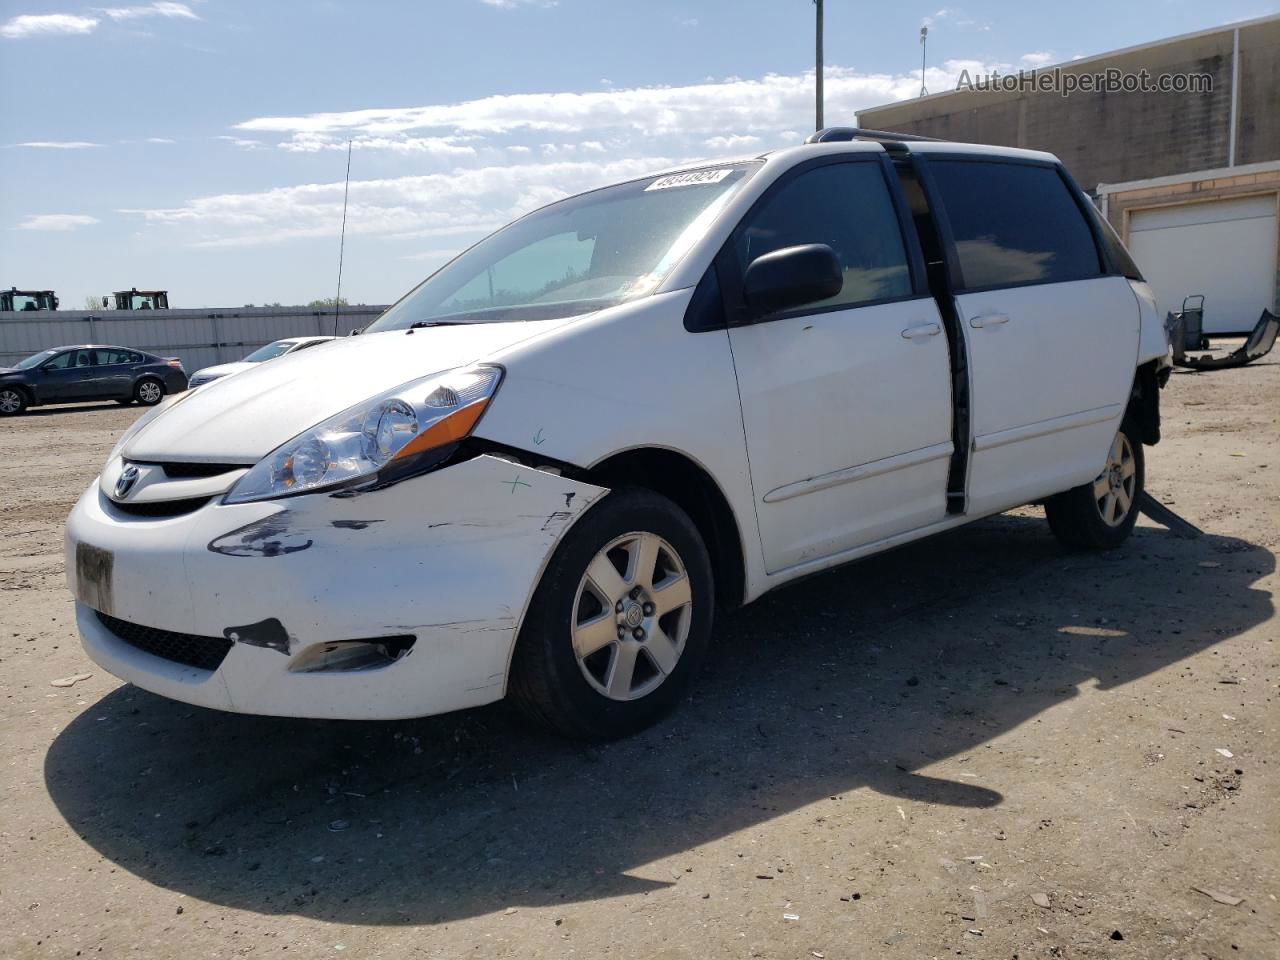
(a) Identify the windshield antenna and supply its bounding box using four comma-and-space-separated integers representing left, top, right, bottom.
333, 139, 353, 337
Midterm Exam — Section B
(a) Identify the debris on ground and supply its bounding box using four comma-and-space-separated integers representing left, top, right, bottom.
49, 672, 92, 687
1031, 893, 1051, 908
1191, 886, 1244, 906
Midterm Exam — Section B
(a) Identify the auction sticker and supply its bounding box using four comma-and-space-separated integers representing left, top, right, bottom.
645, 168, 733, 191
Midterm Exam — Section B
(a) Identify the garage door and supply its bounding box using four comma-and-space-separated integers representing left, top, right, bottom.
1128, 194, 1277, 334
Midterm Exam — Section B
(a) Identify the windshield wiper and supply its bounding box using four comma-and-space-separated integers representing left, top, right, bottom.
408, 320, 470, 329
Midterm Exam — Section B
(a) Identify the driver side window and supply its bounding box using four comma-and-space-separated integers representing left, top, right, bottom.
736, 161, 913, 313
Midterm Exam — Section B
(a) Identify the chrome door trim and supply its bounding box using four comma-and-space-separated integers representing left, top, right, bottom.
762, 440, 954, 504
971, 403, 1123, 453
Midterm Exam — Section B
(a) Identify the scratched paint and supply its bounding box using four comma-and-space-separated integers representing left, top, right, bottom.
208, 514, 313, 558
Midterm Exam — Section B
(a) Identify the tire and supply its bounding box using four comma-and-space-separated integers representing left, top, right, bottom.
0, 386, 27, 416
1045, 417, 1144, 549
134, 378, 165, 406
508, 487, 715, 741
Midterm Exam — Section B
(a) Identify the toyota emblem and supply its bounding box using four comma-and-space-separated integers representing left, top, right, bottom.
115, 464, 140, 499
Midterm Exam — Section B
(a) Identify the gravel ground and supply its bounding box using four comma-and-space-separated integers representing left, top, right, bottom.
1, 361, 1276, 959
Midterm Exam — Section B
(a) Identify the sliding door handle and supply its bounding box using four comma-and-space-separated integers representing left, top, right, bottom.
969, 312, 1010, 329
900, 322, 942, 340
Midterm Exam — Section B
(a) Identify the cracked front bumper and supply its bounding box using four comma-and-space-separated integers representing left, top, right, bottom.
65, 455, 606, 720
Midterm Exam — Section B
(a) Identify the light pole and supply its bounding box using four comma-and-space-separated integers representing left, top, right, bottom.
814, 0, 824, 131
919, 25, 929, 97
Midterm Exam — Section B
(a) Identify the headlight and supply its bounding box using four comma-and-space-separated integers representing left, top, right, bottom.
224, 365, 503, 504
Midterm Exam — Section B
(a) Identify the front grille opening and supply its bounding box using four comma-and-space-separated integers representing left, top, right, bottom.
287, 635, 416, 673
109, 496, 212, 518
96, 611, 233, 672
135, 461, 249, 479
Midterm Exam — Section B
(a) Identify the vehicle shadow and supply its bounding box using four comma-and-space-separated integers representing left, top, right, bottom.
21, 402, 130, 416
44, 512, 1273, 925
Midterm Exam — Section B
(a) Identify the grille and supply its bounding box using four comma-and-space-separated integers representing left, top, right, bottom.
96, 611, 233, 671
110, 496, 212, 517
138, 461, 248, 479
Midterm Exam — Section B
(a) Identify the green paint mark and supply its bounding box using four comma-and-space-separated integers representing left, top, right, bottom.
503, 476, 532, 494
533, 427, 546, 446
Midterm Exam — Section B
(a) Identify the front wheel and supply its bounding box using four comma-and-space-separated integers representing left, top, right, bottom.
134, 378, 164, 406
0, 387, 27, 416
1045, 419, 1144, 549
508, 488, 714, 741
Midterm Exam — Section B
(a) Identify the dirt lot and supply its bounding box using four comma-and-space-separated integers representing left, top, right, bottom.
1, 363, 1277, 960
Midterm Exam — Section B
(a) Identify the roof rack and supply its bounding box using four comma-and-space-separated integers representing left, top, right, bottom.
805, 127, 943, 144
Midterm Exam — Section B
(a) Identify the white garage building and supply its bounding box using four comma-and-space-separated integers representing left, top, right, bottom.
1099, 162, 1280, 334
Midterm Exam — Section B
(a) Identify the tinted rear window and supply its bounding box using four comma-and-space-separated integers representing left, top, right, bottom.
930, 160, 1102, 290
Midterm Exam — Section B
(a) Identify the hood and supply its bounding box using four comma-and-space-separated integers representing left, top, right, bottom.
192, 361, 254, 381
0, 368, 19, 377
125, 321, 574, 462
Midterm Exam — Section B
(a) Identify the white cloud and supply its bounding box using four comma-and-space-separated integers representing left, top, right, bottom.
235, 66, 938, 149
1, 14, 98, 39
13, 140, 99, 149
146, 137, 176, 144
277, 133, 478, 157
1020, 51, 1055, 68
479, 0, 558, 7
215, 135, 264, 150
703, 134, 761, 151
98, 2, 198, 21
16, 213, 100, 231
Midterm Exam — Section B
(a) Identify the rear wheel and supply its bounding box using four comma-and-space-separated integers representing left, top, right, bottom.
509, 488, 714, 741
134, 378, 164, 406
0, 387, 27, 416
1045, 418, 1144, 549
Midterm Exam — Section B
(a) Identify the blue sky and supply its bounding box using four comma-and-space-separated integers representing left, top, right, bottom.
1, 0, 1275, 308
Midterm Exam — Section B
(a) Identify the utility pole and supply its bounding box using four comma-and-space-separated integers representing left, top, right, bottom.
814, 0, 824, 131
919, 25, 929, 97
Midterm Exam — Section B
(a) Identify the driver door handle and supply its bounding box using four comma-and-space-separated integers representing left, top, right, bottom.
969, 311, 1011, 329
900, 321, 942, 340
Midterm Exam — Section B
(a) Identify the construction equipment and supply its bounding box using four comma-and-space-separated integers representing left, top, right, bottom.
1, 288, 58, 311
110, 289, 169, 310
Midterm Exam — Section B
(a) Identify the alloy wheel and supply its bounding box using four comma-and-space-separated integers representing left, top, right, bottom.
1093, 431, 1137, 527
0, 389, 21, 414
138, 381, 162, 404
571, 531, 693, 701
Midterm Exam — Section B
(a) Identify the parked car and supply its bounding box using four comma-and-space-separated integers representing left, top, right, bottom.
66, 134, 1170, 740
186, 336, 335, 388
1, 345, 187, 415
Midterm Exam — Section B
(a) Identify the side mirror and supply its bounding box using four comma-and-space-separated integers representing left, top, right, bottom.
742, 243, 843, 320
348, 327, 362, 337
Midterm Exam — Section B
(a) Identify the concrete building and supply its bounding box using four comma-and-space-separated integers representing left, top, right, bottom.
857, 14, 1280, 334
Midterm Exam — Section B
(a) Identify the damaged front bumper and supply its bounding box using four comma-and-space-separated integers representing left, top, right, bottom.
65, 455, 606, 720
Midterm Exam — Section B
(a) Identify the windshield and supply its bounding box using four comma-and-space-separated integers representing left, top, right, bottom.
366, 163, 758, 332
14, 349, 57, 370
243, 341, 295, 363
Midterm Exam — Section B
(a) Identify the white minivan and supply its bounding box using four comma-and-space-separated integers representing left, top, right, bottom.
66, 131, 1171, 739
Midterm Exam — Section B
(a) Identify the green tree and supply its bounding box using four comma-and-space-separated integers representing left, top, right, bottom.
308, 297, 349, 308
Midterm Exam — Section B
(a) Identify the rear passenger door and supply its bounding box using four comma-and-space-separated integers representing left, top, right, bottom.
94, 349, 136, 398
920, 157, 1139, 515
727, 156, 954, 574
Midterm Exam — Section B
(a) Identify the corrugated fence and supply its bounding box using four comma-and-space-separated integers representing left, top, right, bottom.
0, 305, 389, 373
